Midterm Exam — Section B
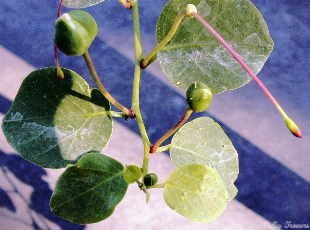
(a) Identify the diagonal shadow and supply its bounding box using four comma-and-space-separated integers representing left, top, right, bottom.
0, 150, 84, 230
0, 94, 10, 114
0, 187, 15, 212
220, 121, 310, 224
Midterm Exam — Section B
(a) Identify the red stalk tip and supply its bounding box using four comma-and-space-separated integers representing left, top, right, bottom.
285, 116, 302, 138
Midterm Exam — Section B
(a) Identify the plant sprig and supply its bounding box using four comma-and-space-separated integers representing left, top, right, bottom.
1, 0, 302, 225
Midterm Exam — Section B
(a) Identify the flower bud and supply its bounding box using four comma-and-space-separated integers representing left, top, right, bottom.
186, 82, 213, 112
54, 10, 98, 56
143, 173, 158, 188
186, 4, 198, 17
284, 116, 302, 138
118, 0, 133, 9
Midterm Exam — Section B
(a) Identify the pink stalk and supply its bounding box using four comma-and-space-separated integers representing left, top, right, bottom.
194, 13, 302, 138
57, 0, 63, 17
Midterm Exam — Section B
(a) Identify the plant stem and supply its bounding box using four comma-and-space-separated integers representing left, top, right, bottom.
108, 111, 129, 118
150, 108, 193, 154
83, 111, 125, 118
156, 144, 172, 153
54, 0, 64, 79
57, 0, 63, 17
140, 12, 186, 69
54, 46, 64, 79
149, 183, 165, 189
83, 50, 134, 118
131, 0, 151, 174
194, 13, 302, 138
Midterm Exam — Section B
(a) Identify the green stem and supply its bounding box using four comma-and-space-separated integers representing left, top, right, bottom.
54, 0, 64, 79
83, 111, 127, 118
156, 144, 171, 153
83, 50, 134, 118
150, 108, 193, 154
108, 111, 129, 118
149, 183, 165, 189
131, 0, 151, 175
140, 12, 186, 69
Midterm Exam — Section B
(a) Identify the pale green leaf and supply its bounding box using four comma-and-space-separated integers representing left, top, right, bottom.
156, 0, 274, 93
170, 117, 239, 200
164, 164, 229, 222
63, 0, 105, 8
2, 67, 112, 168
50, 152, 128, 224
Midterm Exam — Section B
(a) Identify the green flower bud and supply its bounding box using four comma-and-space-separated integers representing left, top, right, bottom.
143, 173, 158, 188
54, 10, 98, 56
186, 82, 213, 112
123, 165, 142, 184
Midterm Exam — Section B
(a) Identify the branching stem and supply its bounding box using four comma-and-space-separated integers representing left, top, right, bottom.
150, 108, 193, 154
83, 50, 134, 118
131, 0, 151, 175
140, 12, 186, 69
156, 144, 172, 153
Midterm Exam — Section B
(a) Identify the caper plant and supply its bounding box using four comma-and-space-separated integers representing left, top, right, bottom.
1, 0, 302, 224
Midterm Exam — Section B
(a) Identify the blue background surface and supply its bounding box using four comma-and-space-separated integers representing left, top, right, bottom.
0, 0, 309, 229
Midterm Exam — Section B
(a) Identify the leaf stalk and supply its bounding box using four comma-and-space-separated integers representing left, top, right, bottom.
140, 12, 186, 69
193, 12, 302, 138
83, 50, 134, 118
54, 0, 64, 79
150, 108, 193, 154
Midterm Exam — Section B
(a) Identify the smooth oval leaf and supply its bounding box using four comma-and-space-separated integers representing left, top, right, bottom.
2, 67, 112, 168
170, 117, 239, 200
63, 0, 105, 8
164, 164, 229, 222
156, 0, 274, 94
50, 152, 128, 224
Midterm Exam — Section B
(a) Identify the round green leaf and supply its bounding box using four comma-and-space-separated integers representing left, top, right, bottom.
63, 0, 105, 8
156, 0, 274, 94
50, 152, 128, 224
2, 67, 112, 168
170, 117, 239, 200
164, 164, 229, 222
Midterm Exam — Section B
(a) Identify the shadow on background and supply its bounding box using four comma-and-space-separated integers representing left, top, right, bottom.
0, 43, 309, 227
0, 150, 85, 229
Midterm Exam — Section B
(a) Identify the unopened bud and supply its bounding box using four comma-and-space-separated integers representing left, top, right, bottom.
284, 116, 302, 138
119, 0, 134, 9
186, 82, 213, 112
54, 10, 98, 56
186, 4, 197, 17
